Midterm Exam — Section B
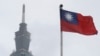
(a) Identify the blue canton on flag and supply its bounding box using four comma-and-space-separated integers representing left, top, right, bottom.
60, 9, 78, 24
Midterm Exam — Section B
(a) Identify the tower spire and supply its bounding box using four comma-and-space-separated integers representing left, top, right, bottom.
10, 4, 33, 56
22, 4, 25, 23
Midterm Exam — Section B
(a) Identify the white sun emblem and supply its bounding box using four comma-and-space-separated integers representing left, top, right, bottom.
65, 13, 73, 21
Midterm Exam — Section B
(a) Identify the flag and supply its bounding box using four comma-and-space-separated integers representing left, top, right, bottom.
60, 9, 97, 35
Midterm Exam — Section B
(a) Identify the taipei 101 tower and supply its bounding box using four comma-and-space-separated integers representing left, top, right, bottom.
10, 4, 33, 56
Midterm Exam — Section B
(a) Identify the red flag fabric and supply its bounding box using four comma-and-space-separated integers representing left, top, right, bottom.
60, 9, 97, 35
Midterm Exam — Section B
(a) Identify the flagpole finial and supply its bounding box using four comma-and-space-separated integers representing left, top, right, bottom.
60, 4, 63, 9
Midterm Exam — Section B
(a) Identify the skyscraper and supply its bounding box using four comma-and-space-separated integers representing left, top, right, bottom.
10, 4, 33, 56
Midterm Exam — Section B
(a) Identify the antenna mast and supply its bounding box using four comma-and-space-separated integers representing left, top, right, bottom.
22, 4, 25, 23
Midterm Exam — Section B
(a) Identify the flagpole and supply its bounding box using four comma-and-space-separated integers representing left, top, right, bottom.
60, 4, 63, 56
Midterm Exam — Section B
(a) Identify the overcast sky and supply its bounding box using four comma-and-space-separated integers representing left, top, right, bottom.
0, 0, 100, 56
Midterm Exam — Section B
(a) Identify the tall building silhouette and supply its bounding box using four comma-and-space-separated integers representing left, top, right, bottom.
10, 4, 33, 56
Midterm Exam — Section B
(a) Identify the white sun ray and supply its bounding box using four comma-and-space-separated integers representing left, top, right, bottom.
65, 13, 73, 21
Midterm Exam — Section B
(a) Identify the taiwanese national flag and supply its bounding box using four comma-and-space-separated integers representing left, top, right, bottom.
60, 9, 97, 35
